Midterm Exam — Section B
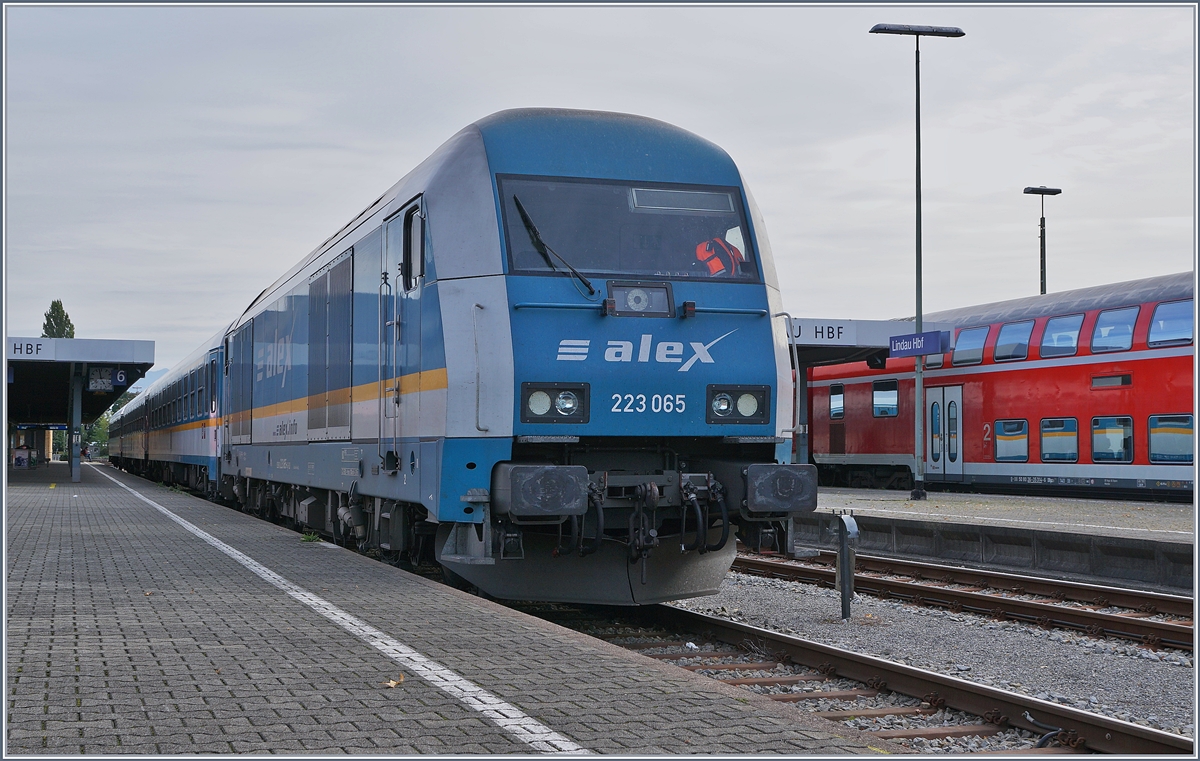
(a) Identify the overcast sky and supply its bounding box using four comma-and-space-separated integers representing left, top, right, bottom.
4, 4, 1195, 373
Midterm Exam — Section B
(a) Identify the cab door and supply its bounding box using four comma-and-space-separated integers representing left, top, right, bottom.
208, 350, 221, 470
380, 198, 424, 471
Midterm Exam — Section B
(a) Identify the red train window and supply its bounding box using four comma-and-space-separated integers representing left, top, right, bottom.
1091, 417, 1133, 463
1040, 314, 1084, 357
1149, 415, 1194, 464
994, 321, 1034, 361
952, 326, 988, 366
1148, 300, 1193, 347
1091, 307, 1139, 353
1040, 418, 1078, 462
994, 419, 1028, 462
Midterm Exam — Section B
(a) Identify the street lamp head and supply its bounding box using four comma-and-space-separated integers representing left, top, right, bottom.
1024, 186, 1062, 195
869, 23, 965, 37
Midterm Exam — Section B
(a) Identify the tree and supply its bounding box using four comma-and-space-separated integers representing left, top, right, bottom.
83, 414, 110, 457
41, 300, 75, 338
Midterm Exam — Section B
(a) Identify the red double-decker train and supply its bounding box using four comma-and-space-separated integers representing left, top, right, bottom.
808, 271, 1194, 499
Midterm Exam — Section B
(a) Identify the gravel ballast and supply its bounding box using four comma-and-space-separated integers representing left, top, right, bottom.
670, 570, 1195, 743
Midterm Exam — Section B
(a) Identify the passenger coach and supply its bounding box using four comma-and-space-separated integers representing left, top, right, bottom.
809, 272, 1194, 498
111, 109, 817, 605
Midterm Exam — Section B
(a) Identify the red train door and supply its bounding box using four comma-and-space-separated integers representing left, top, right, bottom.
925, 386, 963, 481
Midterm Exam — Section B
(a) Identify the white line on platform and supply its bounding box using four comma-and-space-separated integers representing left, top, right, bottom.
93, 465, 588, 755
820, 506, 1193, 536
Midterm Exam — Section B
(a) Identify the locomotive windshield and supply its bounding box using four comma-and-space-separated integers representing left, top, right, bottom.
498, 175, 758, 281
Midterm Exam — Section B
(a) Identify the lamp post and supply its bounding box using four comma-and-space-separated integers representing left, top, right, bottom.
1023, 186, 1062, 295
870, 22, 964, 501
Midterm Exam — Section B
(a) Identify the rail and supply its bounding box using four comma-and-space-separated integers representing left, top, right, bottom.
732, 553, 1194, 651
653, 606, 1194, 755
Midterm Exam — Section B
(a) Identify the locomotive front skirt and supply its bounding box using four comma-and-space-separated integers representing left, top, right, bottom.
110, 108, 816, 605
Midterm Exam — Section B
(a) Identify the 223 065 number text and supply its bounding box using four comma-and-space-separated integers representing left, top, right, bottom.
611, 394, 687, 414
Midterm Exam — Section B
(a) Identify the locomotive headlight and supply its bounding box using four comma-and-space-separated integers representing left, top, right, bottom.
711, 393, 734, 417
736, 393, 759, 417
528, 391, 552, 416
606, 282, 675, 317
707, 385, 770, 425
520, 382, 590, 424
555, 391, 579, 415
625, 288, 650, 312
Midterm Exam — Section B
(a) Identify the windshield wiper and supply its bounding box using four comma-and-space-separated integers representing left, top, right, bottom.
512, 194, 596, 296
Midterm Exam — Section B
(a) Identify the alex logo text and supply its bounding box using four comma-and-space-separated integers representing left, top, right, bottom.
556, 331, 736, 372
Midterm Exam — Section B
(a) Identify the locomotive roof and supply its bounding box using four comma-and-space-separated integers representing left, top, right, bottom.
919, 271, 1194, 327
237, 108, 744, 321
474, 108, 741, 185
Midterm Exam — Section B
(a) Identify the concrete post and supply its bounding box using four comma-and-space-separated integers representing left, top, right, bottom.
836, 513, 859, 620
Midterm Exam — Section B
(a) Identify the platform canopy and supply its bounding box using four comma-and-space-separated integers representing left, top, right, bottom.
6, 337, 155, 425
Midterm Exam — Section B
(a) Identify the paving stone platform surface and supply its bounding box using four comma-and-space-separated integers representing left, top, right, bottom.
6, 462, 902, 755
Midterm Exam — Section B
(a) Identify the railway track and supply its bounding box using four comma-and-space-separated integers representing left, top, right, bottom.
515, 602, 1194, 755
732, 552, 1194, 651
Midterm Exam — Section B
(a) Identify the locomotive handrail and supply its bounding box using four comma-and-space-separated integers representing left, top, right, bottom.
773, 312, 802, 435
513, 302, 604, 311
692, 307, 768, 316
513, 302, 767, 316
473, 304, 489, 433
378, 271, 395, 467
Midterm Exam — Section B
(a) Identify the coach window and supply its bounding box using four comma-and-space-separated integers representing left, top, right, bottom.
1040, 313, 1084, 358
1040, 418, 1078, 462
947, 401, 959, 462
872, 379, 898, 417
951, 326, 988, 366
994, 320, 1035, 361
1149, 415, 1194, 464
1091, 306, 1139, 353
994, 419, 1028, 462
924, 352, 943, 369
1091, 416, 1133, 463
1148, 300, 1193, 347
829, 384, 844, 420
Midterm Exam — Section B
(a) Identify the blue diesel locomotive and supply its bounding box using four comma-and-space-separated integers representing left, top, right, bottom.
109, 109, 817, 604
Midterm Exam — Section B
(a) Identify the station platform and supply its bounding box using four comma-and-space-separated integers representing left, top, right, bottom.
814, 487, 1194, 544
5, 462, 900, 755
791, 488, 1194, 592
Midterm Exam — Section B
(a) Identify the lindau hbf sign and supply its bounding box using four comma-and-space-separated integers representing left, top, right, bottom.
889, 330, 951, 358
